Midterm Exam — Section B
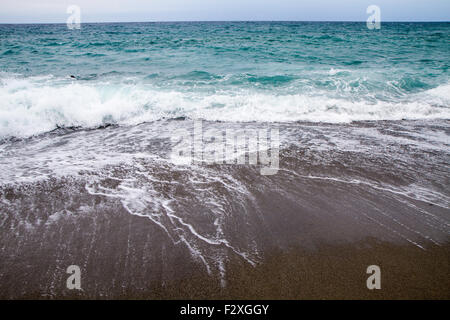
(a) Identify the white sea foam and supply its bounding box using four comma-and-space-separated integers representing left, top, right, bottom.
84, 160, 258, 285
0, 74, 449, 138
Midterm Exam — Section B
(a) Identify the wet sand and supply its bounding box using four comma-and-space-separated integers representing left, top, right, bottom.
222, 241, 450, 300
0, 120, 449, 299
147, 241, 450, 300
14, 240, 449, 300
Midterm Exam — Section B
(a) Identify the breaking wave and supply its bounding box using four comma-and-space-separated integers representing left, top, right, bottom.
0, 74, 449, 138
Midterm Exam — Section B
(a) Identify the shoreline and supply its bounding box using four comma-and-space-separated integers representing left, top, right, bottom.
0, 120, 448, 300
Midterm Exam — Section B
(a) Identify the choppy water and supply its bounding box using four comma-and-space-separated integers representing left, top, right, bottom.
0, 22, 449, 297
1, 22, 449, 137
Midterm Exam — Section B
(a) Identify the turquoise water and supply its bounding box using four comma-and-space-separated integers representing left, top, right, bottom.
0, 22, 449, 137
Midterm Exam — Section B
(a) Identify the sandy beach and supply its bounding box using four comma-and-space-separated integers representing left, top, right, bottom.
145, 240, 450, 300
0, 120, 448, 300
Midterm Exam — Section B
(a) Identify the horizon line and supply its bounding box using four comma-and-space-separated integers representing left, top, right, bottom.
0, 19, 449, 25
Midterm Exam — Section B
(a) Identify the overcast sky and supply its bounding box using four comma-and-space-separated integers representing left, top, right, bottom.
1, 0, 449, 23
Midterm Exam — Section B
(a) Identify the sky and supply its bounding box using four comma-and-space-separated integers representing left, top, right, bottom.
0, 0, 449, 23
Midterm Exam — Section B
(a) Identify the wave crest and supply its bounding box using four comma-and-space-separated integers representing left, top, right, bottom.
0, 75, 449, 138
